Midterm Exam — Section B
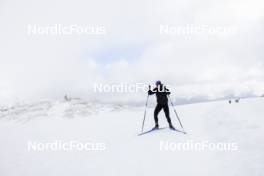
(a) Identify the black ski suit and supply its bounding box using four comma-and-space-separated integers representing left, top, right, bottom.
148, 85, 172, 125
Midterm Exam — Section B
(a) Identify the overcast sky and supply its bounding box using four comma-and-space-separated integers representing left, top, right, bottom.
0, 0, 264, 105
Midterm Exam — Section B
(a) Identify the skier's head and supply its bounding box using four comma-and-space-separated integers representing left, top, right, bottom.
155, 80, 162, 86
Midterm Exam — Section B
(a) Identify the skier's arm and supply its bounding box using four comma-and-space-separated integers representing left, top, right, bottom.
165, 87, 171, 95
148, 87, 157, 95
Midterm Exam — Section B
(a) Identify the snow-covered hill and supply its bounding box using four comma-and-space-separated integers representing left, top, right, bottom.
0, 98, 263, 176
0, 99, 125, 122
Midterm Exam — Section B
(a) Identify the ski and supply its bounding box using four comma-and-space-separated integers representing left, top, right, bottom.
138, 127, 166, 136
170, 128, 187, 134
138, 127, 187, 136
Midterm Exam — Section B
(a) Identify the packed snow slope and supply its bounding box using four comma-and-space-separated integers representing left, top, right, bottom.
0, 98, 263, 176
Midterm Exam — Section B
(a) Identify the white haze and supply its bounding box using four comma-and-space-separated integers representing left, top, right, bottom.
0, 0, 264, 105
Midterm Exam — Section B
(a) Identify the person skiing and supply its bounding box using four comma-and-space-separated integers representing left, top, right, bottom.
148, 81, 175, 130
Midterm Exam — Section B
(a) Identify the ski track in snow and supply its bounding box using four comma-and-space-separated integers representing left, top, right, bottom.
0, 98, 263, 176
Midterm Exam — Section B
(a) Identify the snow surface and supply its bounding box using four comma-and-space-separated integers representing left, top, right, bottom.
0, 98, 264, 176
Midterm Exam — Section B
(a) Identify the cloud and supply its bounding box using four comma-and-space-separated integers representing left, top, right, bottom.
0, 0, 264, 105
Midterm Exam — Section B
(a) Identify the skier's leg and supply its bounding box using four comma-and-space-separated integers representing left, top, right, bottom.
154, 104, 162, 127
163, 104, 173, 126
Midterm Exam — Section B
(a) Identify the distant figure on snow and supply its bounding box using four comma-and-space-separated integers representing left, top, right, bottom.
64, 94, 71, 102
148, 81, 175, 130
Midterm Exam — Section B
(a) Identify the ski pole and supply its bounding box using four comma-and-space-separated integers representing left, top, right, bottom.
141, 85, 151, 133
168, 95, 185, 132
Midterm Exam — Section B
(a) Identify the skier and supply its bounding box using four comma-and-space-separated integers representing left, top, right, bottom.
148, 81, 175, 130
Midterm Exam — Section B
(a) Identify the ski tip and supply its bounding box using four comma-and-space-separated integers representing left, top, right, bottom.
182, 130, 187, 134
171, 128, 187, 134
